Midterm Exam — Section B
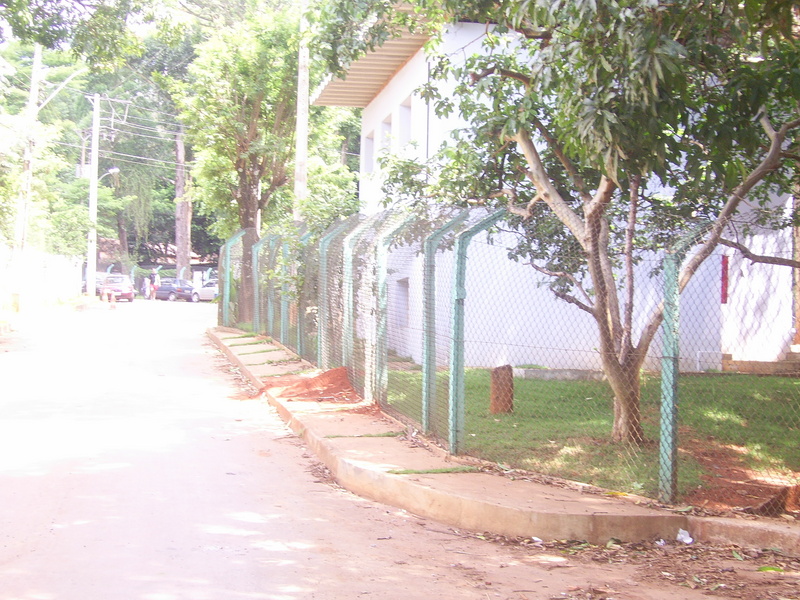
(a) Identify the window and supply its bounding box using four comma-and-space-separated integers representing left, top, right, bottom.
381, 115, 392, 152
363, 131, 375, 173
399, 97, 412, 147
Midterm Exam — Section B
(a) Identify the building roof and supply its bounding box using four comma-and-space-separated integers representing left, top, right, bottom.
313, 32, 429, 108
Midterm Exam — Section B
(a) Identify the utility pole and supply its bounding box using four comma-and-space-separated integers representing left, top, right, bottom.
174, 125, 192, 280
293, 1, 309, 222
86, 93, 101, 293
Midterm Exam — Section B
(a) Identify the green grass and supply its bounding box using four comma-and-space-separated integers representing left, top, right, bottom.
386, 369, 800, 500
326, 431, 404, 438
388, 466, 481, 475
239, 348, 281, 356
229, 340, 269, 347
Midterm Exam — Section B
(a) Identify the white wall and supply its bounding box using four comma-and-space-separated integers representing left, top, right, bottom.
384, 221, 726, 373
359, 23, 493, 213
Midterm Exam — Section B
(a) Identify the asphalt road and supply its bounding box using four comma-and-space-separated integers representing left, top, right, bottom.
0, 299, 711, 600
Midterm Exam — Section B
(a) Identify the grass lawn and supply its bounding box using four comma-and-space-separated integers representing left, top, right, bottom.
387, 369, 800, 500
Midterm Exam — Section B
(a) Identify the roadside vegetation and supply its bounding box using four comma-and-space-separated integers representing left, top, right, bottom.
388, 369, 800, 499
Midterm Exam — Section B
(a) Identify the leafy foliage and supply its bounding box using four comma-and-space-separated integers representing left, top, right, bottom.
0, 0, 147, 69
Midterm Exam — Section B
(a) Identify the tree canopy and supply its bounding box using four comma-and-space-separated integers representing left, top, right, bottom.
0, 0, 148, 69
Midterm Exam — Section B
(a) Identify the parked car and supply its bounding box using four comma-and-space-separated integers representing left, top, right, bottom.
82, 273, 106, 295
197, 280, 219, 302
100, 274, 135, 302
155, 278, 199, 302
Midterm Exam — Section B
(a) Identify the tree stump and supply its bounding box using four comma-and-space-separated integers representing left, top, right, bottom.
742, 485, 800, 517
490, 365, 514, 414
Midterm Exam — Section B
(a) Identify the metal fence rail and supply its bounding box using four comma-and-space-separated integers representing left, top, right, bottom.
219, 209, 800, 508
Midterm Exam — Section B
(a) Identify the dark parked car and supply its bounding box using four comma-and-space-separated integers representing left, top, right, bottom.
100, 274, 135, 302
155, 278, 199, 302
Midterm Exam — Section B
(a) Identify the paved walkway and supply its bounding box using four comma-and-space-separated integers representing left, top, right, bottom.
208, 327, 800, 554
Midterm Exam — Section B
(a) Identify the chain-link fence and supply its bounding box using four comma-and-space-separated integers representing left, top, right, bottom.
219, 209, 800, 509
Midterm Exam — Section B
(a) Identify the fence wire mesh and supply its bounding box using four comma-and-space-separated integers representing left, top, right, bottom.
221, 210, 800, 509
218, 229, 251, 328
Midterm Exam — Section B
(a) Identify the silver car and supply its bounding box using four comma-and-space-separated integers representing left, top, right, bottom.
197, 280, 219, 301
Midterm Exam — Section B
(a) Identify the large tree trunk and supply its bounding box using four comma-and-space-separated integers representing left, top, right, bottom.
605, 359, 645, 443
235, 161, 262, 326
117, 212, 129, 263
174, 127, 192, 280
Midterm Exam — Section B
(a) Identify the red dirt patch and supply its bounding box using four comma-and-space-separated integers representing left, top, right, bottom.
264, 366, 361, 403
680, 436, 800, 516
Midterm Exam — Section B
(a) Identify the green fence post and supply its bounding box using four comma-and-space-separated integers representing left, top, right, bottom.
266, 236, 278, 338
658, 223, 712, 503
659, 250, 680, 503
280, 241, 290, 345
221, 230, 246, 327
342, 215, 379, 374
448, 209, 506, 454
375, 213, 415, 407
295, 231, 314, 360
318, 219, 356, 370
251, 235, 273, 335
422, 210, 469, 433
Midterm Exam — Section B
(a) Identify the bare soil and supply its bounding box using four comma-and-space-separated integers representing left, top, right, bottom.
481, 534, 800, 600
680, 434, 800, 517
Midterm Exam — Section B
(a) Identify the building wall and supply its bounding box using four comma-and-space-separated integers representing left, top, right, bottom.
360, 23, 493, 213
384, 224, 726, 373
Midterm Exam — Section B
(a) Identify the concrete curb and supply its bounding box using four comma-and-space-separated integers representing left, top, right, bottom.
208, 327, 800, 552
266, 391, 687, 545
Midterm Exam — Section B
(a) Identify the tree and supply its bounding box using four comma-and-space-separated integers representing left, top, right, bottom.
129, 30, 203, 274
174, 7, 300, 322
0, 0, 146, 69
316, 0, 800, 443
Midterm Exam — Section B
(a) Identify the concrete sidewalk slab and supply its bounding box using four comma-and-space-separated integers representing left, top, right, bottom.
207, 327, 800, 553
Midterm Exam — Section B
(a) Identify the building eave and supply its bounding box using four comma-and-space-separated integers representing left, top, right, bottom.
313, 32, 429, 108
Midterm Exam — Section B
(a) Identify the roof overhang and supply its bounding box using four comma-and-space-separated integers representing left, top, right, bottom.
313, 31, 429, 108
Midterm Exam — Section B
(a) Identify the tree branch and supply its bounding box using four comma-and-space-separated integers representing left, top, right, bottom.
552, 289, 595, 315
633, 117, 800, 372
489, 187, 544, 218
512, 129, 587, 246
527, 262, 595, 311
470, 66, 532, 87
719, 238, 800, 268
529, 116, 592, 203
679, 115, 800, 292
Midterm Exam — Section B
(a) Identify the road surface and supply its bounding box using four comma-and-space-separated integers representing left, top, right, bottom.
0, 299, 710, 600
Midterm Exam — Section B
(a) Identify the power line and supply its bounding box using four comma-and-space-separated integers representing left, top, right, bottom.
100, 109, 182, 131
51, 140, 186, 171
101, 127, 178, 144
98, 154, 179, 173
101, 118, 182, 138
102, 95, 182, 122
101, 148, 185, 168
115, 111, 183, 129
